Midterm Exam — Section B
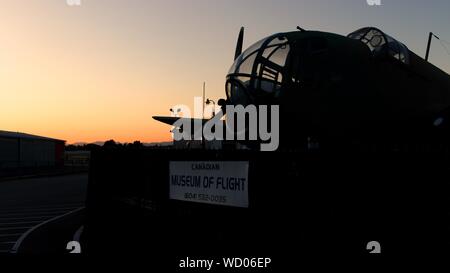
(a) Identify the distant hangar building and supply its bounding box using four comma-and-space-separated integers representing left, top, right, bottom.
0, 130, 65, 169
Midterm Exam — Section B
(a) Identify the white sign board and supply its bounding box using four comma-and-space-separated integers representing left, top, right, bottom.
169, 161, 249, 208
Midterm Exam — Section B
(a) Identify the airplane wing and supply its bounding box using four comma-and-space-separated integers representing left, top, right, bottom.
152, 116, 212, 126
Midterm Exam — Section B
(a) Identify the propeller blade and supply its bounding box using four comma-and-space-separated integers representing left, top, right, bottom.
234, 27, 244, 60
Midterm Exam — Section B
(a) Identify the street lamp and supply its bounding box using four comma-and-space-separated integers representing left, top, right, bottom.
170, 108, 181, 117
205, 99, 216, 117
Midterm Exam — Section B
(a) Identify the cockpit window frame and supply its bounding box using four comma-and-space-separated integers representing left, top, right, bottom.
348, 27, 410, 64
250, 34, 290, 95
226, 33, 291, 103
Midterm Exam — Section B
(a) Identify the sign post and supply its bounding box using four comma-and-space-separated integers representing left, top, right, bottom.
169, 161, 249, 208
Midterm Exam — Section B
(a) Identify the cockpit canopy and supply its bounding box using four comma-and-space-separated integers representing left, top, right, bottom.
227, 33, 290, 105
347, 27, 410, 64
226, 27, 411, 106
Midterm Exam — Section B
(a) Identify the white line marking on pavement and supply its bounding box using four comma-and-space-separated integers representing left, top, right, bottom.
0, 209, 79, 217
11, 207, 85, 254
0, 214, 72, 221
0, 221, 42, 226
0, 233, 22, 237
0, 207, 81, 214
0, 203, 85, 211
73, 225, 84, 242
0, 227, 33, 231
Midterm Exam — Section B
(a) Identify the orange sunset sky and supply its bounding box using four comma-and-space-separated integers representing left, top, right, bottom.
0, 0, 449, 144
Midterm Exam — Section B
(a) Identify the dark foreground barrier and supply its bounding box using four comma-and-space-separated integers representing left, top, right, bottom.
84, 148, 450, 263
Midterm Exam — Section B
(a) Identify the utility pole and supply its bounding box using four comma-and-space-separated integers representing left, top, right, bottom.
202, 82, 206, 149
202, 82, 206, 119
425, 32, 440, 62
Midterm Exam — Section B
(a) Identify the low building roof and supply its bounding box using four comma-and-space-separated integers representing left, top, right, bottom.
0, 130, 65, 143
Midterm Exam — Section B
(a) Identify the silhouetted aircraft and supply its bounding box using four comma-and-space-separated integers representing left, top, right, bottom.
154, 27, 450, 151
